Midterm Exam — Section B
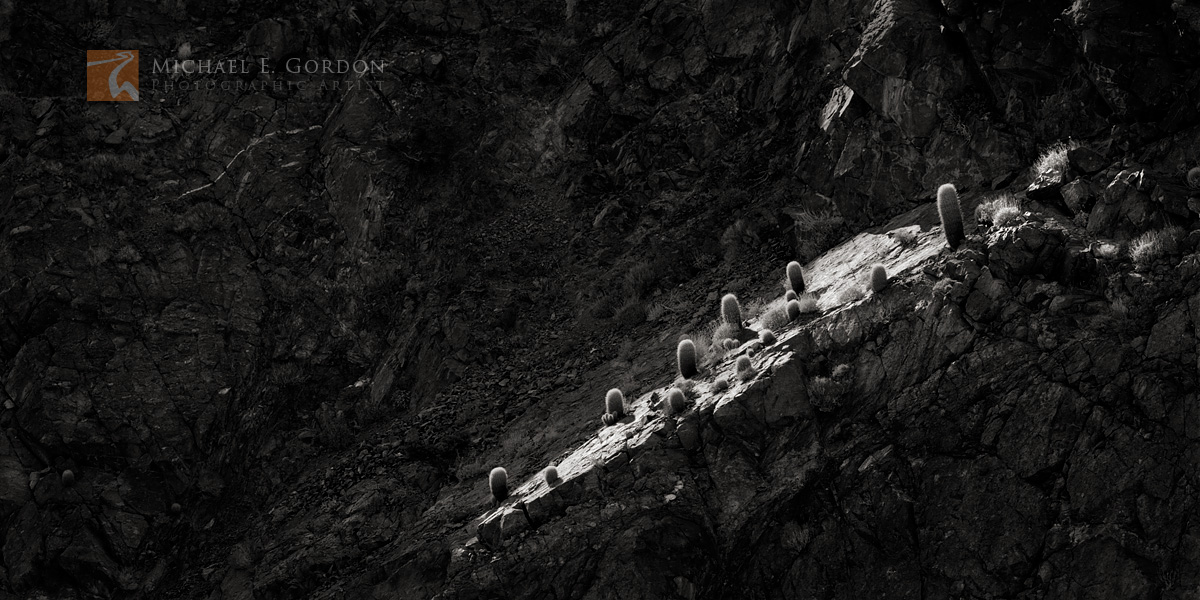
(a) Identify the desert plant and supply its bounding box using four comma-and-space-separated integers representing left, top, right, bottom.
786, 261, 805, 294
735, 356, 757, 381
712, 375, 730, 392
665, 388, 688, 416
601, 413, 618, 426
891, 228, 919, 247
936, 183, 965, 250
677, 339, 698, 378
170, 502, 182, 514
991, 206, 1021, 228
837, 286, 866, 304
759, 303, 790, 331
543, 465, 560, 486
785, 290, 798, 301
870, 264, 888, 292
489, 467, 508, 505
975, 192, 1021, 226
786, 299, 801, 321
605, 388, 626, 418
1129, 226, 1185, 269
722, 338, 739, 350
61, 470, 75, 487
720, 293, 743, 326
1188, 166, 1200, 189
759, 329, 777, 345
796, 294, 820, 313
1031, 140, 1079, 179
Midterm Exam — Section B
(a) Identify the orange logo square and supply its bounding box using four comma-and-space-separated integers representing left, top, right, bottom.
86, 50, 139, 101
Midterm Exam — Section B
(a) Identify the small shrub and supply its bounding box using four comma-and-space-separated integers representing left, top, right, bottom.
713, 322, 740, 343
786, 300, 801, 321
831, 363, 852, 379
991, 206, 1021, 228
712, 376, 730, 392
759, 329, 777, 345
937, 183, 965, 250
796, 294, 820, 313
891, 228, 918, 247
759, 303, 790, 331
61, 470, 75, 487
489, 467, 509, 504
975, 193, 1021, 226
624, 261, 659, 299
785, 290, 798, 301
665, 387, 688, 415
605, 388, 626, 418
614, 300, 647, 328
1129, 226, 1185, 269
786, 261, 805, 294
1189, 166, 1200, 189
837, 286, 865, 304
869, 264, 888, 292
735, 356, 757, 381
677, 339, 698, 378
543, 465, 560, 486
720, 293, 743, 326
1031, 140, 1079, 180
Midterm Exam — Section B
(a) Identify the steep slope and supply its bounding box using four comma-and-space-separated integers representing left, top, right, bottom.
0, 0, 1198, 598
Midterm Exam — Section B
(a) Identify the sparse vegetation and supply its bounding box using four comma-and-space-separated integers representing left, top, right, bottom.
786, 261, 805, 294
869, 264, 888, 293
712, 375, 730, 392
837, 286, 866, 304
605, 388, 626, 418
759, 302, 790, 331
1129, 226, 1185, 269
975, 193, 1021, 226
891, 227, 919, 247
992, 206, 1021, 228
736, 356, 757, 381
677, 339, 698, 379
937, 183, 965, 250
1031, 140, 1079, 179
789, 205, 847, 260
759, 329, 777, 345
721, 293, 743, 326
489, 467, 509, 505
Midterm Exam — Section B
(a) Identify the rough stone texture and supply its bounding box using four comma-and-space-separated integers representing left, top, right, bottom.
1, 0, 1199, 598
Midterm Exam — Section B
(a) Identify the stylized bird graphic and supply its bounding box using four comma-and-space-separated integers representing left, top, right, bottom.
86, 50, 139, 101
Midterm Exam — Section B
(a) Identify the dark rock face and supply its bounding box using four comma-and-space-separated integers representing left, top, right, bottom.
0, 0, 1199, 597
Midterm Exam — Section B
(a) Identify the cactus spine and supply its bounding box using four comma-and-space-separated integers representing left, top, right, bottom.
937, 183, 965, 250
677, 339, 698, 379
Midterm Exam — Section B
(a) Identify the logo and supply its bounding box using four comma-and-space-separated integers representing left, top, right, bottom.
86, 50, 139, 101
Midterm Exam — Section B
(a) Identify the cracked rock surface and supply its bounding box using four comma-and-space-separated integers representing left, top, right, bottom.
1, 0, 1199, 598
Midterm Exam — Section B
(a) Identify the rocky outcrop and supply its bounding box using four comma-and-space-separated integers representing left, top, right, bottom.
0, 0, 1199, 597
